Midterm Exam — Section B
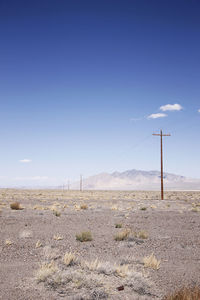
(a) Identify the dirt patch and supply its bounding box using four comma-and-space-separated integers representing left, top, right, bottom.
0, 189, 200, 299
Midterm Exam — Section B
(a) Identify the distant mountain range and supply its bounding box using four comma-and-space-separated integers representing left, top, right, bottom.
71, 169, 200, 190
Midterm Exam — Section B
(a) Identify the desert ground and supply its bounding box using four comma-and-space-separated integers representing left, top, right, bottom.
0, 189, 200, 300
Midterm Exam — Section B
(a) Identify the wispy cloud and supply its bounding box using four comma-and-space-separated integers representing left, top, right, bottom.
147, 113, 167, 119
19, 159, 32, 163
130, 117, 144, 122
14, 176, 48, 181
198, 109, 200, 113
160, 103, 183, 111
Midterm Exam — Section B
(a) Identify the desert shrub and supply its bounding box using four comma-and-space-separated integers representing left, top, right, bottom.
114, 229, 130, 241
143, 253, 160, 270
115, 223, 122, 228
80, 204, 88, 210
191, 207, 199, 213
53, 210, 61, 216
140, 207, 147, 211
10, 202, 22, 210
163, 285, 200, 300
76, 231, 92, 242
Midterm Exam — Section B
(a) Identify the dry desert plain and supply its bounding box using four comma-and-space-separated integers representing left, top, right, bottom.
0, 189, 200, 300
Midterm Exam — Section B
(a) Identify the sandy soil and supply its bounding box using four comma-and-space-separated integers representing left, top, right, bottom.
0, 189, 200, 299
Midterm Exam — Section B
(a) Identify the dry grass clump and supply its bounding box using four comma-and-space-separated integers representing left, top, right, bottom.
5, 239, 12, 245
10, 202, 22, 210
114, 229, 130, 241
83, 259, 130, 277
191, 207, 200, 213
36, 240, 42, 248
63, 252, 77, 266
53, 235, 63, 241
151, 204, 157, 209
115, 264, 130, 277
33, 205, 46, 210
111, 205, 118, 210
35, 261, 58, 282
80, 204, 88, 210
74, 204, 81, 211
76, 231, 92, 242
163, 286, 200, 300
83, 258, 101, 271
143, 253, 160, 270
135, 230, 148, 239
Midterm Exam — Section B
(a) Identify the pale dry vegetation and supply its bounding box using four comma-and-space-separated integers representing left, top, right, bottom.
143, 253, 161, 270
1, 188, 200, 204
5, 239, 12, 245
34, 251, 153, 299
53, 234, 63, 241
35, 261, 58, 282
63, 252, 77, 266
163, 286, 200, 300
35, 240, 42, 248
135, 230, 149, 239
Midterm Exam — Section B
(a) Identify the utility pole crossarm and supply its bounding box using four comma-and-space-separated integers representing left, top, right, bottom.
153, 133, 171, 136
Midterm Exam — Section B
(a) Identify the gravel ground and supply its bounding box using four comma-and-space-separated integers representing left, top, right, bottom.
0, 189, 200, 299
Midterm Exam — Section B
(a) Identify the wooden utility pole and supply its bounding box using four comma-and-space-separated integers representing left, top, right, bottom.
67, 180, 70, 191
153, 130, 171, 200
80, 174, 83, 191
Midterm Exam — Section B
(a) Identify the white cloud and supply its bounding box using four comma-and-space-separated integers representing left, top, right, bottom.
19, 159, 32, 163
147, 113, 167, 119
198, 109, 200, 113
160, 103, 183, 111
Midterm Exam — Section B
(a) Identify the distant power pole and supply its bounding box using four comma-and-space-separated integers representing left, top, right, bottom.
67, 180, 70, 191
153, 130, 171, 200
80, 174, 83, 191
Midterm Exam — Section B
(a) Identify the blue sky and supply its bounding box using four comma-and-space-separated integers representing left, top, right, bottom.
0, 0, 200, 186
